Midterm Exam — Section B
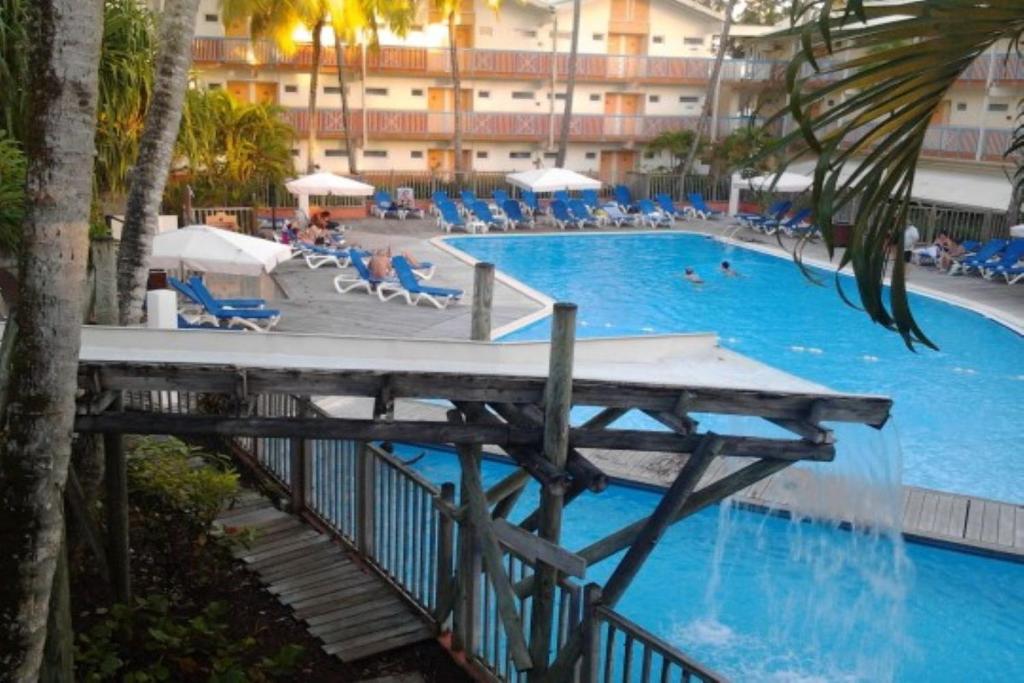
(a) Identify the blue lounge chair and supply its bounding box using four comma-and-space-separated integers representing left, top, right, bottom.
686, 193, 723, 220
170, 276, 265, 309
502, 199, 534, 229
379, 256, 463, 309
186, 277, 280, 332
460, 189, 477, 207
333, 248, 396, 295
601, 203, 637, 227
372, 190, 402, 219
751, 203, 799, 234
437, 200, 471, 233
1000, 264, 1024, 285
778, 209, 816, 238
521, 190, 540, 216
568, 199, 602, 228
951, 239, 1007, 276
470, 200, 510, 232
654, 193, 687, 220
550, 200, 583, 229
581, 189, 601, 209
980, 239, 1024, 280
738, 199, 792, 229
554, 190, 572, 205
613, 185, 636, 211
637, 199, 673, 227
493, 189, 510, 206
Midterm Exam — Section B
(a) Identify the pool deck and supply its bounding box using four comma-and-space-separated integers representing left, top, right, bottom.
275, 215, 1022, 561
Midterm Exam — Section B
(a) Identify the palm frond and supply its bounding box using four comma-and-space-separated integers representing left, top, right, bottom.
762, 0, 1024, 349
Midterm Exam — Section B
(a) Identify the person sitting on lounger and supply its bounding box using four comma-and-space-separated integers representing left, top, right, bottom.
939, 236, 967, 271
684, 267, 704, 284
368, 248, 393, 279
720, 260, 741, 277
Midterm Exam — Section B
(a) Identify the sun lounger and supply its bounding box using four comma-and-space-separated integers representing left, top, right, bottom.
333, 248, 397, 295
186, 277, 280, 332
654, 193, 687, 220
502, 199, 534, 229
170, 276, 265, 309
372, 190, 403, 219
950, 238, 1007, 275
520, 190, 540, 216
613, 184, 636, 212
493, 189, 510, 206
582, 189, 601, 209
686, 192, 723, 220
470, 200, 510, 232
980, 239, 1024, 280
569, 199, 603, 228
776, 209, 815, 237
637, 199, 673, 227
738, 200, 792, 229
551, 199, 583, 229
601, 203, 637, 227
438, 200, 480, 233
378, 256, 463, 309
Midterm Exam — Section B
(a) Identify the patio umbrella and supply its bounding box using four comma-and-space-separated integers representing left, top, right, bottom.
728, 171, 812, 215
149, 225, 293, 276
285, 171, 375, 215
506, 167, 602, 193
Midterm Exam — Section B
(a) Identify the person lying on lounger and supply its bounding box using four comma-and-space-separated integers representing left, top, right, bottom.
684, 267, 704, 284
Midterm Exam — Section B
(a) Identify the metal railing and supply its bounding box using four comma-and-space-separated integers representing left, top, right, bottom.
632, 173, 732, 203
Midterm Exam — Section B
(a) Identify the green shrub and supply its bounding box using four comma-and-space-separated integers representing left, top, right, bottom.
0, 132, 25, 254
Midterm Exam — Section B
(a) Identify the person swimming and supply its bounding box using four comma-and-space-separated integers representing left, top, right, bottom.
684, 267, 704, 284
720, 260, 741, 277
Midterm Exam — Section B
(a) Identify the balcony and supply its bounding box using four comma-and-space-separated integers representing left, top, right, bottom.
192, 37, 1024, 86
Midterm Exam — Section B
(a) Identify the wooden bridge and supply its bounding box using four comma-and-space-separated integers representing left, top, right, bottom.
68, 310, 892, 682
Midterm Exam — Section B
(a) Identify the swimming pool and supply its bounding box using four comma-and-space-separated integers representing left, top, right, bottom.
445, 232, 1024, 504
401, 445, 1024, 682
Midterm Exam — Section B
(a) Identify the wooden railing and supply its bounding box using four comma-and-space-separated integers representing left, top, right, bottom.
120, 389, 726, 681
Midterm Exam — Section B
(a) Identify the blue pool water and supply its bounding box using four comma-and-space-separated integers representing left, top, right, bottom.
446, 233, 1024, 504
401, 445, 1024, 682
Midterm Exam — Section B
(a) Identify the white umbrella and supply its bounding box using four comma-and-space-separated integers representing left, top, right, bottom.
285, 171, 375, 215
728, 171, 812, 215
506, 167, 602, 193
149, 225, 293, 276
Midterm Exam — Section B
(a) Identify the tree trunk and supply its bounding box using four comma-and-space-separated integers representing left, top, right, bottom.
307, 17, 324, 174
680, 0, 736, 189
334, 34, 358, 175
0, 0, 103, 679
448, 10, 463, 177
1007, 173, 1023, 226
115, 0, 201, 324
555, 0, 581, 168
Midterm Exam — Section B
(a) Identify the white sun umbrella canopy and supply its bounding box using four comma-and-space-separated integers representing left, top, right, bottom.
506, 167, 602, 193
149, 225, 294, 276
728, 171, 813, 215
285, 171, 375, 214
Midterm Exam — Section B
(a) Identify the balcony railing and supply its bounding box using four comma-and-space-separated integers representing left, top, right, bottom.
192, 36, 1024, 86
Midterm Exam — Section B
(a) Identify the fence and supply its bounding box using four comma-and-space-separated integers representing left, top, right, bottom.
630, 173, 732, 203
118, 387, 726, 681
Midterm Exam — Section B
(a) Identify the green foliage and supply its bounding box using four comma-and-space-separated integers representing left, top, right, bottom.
707, 125, 777, 178
763, 0, 1024, 349
645, 129, 700, 172
0, 131, 24, 254
169, 89, 296, 207
75, 595, 304, 682
0, 0, 28, 140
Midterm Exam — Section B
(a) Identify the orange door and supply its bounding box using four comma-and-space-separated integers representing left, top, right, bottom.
428, 149, 447, 172
253, 82, 278, 105
599, 150, 636, 184
455, 24, 474, 49
604, 94, 641, 137
226, 81, 251, 103
457, 88, 473, 112
931, 100, 951, 125
428, 87, 447, 112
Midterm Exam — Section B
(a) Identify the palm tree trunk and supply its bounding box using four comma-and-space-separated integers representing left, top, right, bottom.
307, 17, 324, 174
448, 10, 463, 177
334, 33, 358, 175
1007, 172, 1023, 226
115, 0, 201, 324
555, 0, 581, 167
0, 1, 102, 679
679, 0, 736, 191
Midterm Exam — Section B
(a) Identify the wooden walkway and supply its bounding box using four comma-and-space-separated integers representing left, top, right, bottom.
216, 493, 435, 662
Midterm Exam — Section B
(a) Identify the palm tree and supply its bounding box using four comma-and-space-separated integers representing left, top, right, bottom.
764, 0, 1024, 348
645, 129, 698, 173
116, 0, 202, 325
0, 0, 102, 678
555, 0, 581, 167
434, 0, 465, 177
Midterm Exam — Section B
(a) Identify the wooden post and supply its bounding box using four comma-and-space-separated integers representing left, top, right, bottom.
90, 236, 118, 325
434, 482, 456, 625
104, 395, 130, 603
580, 583, 603, 683
529, 302, 576, 680
288, 397, 310, 514
471, 261, 495, 342
357, 442, 375, 555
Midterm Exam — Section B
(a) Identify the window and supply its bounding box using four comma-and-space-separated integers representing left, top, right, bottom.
365, 87, 388, 96
988, 102, 1010, 112
543, 152, 558, 159
592, 33, 605, 41
511, 91, 535, 100
324, 149, 348, 157
548, 92, 567, 100
284, 85, 298, 93
207, 83, 222, 90
956, 102, 967, 112
411, 88, 424, 96
590, 94, 601, 102
363, 150, 387, 158
679, 95, 698, 103
683, 37, 704, 46
204, 13, 218, 22
509, 151, 532, 159
476, 150, 488, 159
411, 150, 424, 159
649, 95, 660, 103
324, 86, 342, 94
517, 29, 537, 38
478, 91, 490, 98
585, 152, 597, 159
652, 36, 664, 44
480, 26, 494, 36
